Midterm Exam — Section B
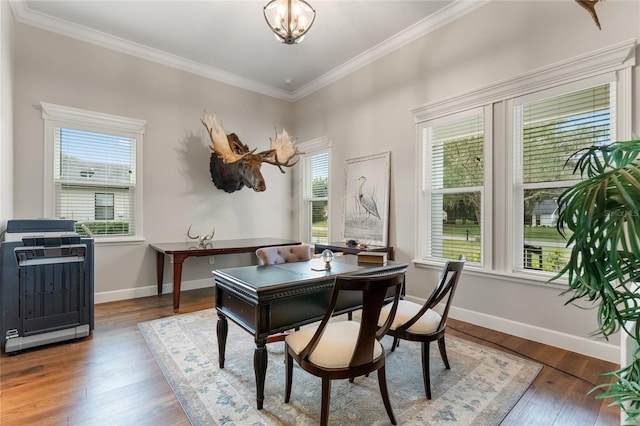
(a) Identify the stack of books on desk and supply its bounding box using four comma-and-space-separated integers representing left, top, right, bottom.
357, 251, 388, 264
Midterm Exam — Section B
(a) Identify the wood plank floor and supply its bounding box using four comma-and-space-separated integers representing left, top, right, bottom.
0, 288, 621, 425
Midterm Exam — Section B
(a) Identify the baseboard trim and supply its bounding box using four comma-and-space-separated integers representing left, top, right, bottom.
403, 296, 619, 363
94, 279, 212, 304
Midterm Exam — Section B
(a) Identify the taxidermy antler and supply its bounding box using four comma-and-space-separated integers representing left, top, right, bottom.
187, 225, 215, 246
575, 0, 602, 30
201, 112, 302, 193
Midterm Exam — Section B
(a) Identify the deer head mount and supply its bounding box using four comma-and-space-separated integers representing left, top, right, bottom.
201, 112, 302, 193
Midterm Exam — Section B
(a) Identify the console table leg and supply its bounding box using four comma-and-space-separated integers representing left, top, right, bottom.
170, 255, 185, 312
216, 315, 228, 369
254, 338, 268, 410
156, 251, 165, 295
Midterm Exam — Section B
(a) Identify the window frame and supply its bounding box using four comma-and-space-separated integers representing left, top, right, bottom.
416, 106, 492, 268
42, 102, 146, 244
297, 136, 332, 245
412, 39, 635, 284
507, 74, 617, 278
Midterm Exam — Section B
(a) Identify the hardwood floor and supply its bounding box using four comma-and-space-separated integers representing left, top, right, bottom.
0, 288, 621, 425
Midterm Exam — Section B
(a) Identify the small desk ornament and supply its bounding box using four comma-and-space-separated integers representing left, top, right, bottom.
321, 249, 334, 270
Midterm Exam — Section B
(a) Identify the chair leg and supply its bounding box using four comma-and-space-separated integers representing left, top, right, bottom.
438, 336, 450, 369
320, 377, 331, 426
285, 351, 293, 403
377, 365, 397, 425
422, 341, 432, 399
391, 337, 399, 352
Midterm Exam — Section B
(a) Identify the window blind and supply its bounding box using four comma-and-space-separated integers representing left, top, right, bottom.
423, 112, 484, 263
514, 82, 614, 273
54, 127, 137, 236
303, 151, 329, 243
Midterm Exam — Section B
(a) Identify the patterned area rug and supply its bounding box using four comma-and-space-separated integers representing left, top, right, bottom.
138, 309, 541, 425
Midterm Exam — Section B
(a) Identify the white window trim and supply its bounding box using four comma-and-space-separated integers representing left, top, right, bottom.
506, 73, 618, 278
412, 38, 636, 285
41, 102, 146, 244
297, 136, 332, 244
416, 106, 492, 269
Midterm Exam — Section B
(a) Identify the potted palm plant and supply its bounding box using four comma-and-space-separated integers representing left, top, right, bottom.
553, 139, 640, 423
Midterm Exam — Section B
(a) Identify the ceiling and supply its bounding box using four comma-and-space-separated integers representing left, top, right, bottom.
11, 0, 487, 101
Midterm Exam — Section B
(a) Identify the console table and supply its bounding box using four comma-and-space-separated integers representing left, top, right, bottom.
149, 238, 300, 311
314, 241, 394, 260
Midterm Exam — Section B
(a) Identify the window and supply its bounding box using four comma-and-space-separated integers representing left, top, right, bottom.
412, 39, 633, 282
418, 108, 487, 264
298, 137, 331, 244
95, 193, 115, 221
511, 78, 615, 274
42, 103, 145, 240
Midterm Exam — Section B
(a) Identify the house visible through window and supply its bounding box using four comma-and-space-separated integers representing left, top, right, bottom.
512, 80, 614, 274
42, 103, 145, 239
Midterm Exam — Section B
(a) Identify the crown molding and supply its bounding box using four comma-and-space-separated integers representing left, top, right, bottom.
10, 0, 488, 103
9, 0, 296, 102
291, 0, 490, 101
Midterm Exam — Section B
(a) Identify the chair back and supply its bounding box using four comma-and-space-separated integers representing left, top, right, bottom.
395, 258, 465, 335
299, 272, 404, 367
255, 245, 311, 265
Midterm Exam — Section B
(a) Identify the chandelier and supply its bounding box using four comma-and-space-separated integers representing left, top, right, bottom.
263, 0, 316, 45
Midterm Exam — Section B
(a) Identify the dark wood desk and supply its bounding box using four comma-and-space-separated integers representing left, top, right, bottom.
213, 255, 408, 410
149, 238, 300, 311
315, 241, 394, 260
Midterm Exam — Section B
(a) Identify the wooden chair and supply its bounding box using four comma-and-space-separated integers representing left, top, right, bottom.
284, 273, 404, 426
378, 258, 465, 399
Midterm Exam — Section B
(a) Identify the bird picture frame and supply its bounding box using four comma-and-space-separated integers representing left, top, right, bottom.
341, 151, 390, 247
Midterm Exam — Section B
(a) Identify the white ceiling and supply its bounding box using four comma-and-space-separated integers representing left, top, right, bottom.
11, 0, 488, 101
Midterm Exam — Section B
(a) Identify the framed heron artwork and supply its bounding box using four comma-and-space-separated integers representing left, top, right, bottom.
341, 151, 390, 246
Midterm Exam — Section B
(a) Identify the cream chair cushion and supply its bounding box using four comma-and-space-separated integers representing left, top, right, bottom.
285, 321, 383, 368
256, 245, 311, 265
378, 300, 442, 335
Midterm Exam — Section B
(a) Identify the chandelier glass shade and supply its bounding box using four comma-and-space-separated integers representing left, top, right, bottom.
263, 0, 316, 45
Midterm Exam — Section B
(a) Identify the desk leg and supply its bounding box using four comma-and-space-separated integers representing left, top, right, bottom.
171, 254, 185, 312
156, 251, 165, 295
254, 337, 268, 410
216, 314, 228, 369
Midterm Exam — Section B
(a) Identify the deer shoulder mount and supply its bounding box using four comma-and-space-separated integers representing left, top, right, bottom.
201, 112, 302, 193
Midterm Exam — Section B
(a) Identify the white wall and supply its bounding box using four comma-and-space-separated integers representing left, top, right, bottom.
1, 1, 15, 227
13, 24, 296, 298
292, 0, 640, 361
9, 1, 640, 361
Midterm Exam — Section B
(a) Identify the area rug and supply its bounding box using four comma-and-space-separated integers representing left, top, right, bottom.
138, 309, 541, 425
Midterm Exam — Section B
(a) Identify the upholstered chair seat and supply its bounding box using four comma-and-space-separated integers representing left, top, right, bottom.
256, 245, 311, 265
378, 300, 442, 335
286, 321, 384, 368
